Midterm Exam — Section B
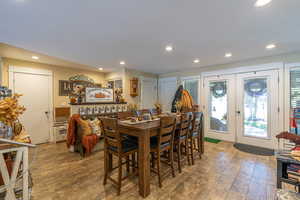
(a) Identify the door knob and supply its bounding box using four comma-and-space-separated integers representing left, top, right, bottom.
236, 111, 241, 114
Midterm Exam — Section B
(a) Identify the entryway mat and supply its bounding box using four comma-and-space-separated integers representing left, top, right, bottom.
204, 137, 221, 144
233, 143, 274, 156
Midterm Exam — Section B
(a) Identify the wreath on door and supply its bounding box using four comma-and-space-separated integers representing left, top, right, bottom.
245, 79, 266, 97
211, 82, 226, 98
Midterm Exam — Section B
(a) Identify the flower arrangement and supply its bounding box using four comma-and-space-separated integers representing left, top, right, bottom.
0, 94, 26, 127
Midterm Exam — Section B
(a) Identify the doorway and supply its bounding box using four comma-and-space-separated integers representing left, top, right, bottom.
204, 70, 279, 149
9, 66, 53, 144
140, 77, 158, 109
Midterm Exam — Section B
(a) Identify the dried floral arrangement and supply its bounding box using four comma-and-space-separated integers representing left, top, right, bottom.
0, 94, 26, 127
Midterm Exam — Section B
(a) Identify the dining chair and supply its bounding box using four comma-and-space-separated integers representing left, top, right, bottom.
149, 108, 159, 116
100, 117, 137, 195
175, 112, 193, 173
117, 111, 134, 120
188, 112, 203, 165
150, 115, 177, 188
134, 109, 150, 117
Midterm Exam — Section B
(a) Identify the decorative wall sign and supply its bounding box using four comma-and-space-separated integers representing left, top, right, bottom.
59, 75, 102, 96
85, 88, 114, 103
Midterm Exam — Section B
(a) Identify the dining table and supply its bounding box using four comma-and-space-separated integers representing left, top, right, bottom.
118, 114, 204, 198
118, 119, 161, 198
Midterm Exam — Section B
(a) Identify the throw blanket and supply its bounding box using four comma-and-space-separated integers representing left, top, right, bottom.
82, 134, 99, 155
67, 114, 80, 148
67, 114, 99, 155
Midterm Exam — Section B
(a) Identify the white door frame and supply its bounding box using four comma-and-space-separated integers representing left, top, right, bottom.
8, 66, 53, 143
201, 62, 284, 149
236, 70, 279, 149
140, 76, 158, 109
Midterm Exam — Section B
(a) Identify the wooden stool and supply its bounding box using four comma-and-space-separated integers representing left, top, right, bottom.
174, 113, 192, 173
150, 115, 177, 188
188, 112, 203, 165
100, 117, 138, 195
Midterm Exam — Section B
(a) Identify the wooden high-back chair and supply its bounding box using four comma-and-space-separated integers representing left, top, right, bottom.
117, 111, 133, 120
150, 115, 177, 188
100, 117, 137, 195
175, 112, 193, 173
188, 112, 204, 165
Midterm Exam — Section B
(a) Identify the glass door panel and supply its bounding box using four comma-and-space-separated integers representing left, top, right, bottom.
204, 75, 235, 142
236, 70, 279, 149
243, 78, 268, 138
209, 81, 228, 132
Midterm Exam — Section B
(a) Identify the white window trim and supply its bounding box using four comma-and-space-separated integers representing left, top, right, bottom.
284, 63, 300, 132
180, 75, 201, 105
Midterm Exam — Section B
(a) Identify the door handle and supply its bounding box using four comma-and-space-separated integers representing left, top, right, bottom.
236, 111, 241, 114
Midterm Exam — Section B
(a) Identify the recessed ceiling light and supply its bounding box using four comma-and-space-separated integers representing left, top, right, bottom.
98, 67, 103, 71
120, 61, 126, 65
193, 59, 200, 63
225, 53, 232, 58
32, 56, 39, 60
255, 0, 272, 7
266, 43, 276, 49
165, 45, 173, 52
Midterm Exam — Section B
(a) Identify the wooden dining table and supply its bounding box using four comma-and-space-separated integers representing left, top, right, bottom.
118, 114, 204, 198
118, 119, 160, 198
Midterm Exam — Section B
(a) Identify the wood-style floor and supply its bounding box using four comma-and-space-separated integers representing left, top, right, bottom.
30, 141, 279, 200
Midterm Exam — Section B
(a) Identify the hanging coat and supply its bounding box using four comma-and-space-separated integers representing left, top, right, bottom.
171, 85, 183, 112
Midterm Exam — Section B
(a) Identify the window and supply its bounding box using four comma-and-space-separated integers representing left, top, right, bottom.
290, 69, 300, 134
182, 77, 200, 104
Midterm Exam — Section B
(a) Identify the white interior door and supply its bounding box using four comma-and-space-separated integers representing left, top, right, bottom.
236, 70, 279, 149
204, 75, 236, 142
158, 77, 177, 112
140, 77, 157, 109
12, 71, 52, 144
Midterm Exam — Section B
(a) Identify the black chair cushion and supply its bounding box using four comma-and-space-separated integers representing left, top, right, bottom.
124, 135, 138, 144
150, 136, 170, 149
108, 140, 137, 153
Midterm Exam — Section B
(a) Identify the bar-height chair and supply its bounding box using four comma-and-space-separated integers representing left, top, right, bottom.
117, 111, 134, 120
150, 115, 177, 188
100, 117, 137, 195
175, 113, 192, 173
188, 112, 203, 165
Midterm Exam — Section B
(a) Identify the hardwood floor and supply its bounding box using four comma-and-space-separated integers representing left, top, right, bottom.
30, 141, 278, 200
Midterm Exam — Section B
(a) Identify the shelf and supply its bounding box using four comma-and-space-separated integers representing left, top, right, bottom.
69, 102, 127, 105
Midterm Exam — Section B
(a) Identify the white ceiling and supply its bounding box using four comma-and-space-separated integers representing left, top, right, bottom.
1, 0, 300, 74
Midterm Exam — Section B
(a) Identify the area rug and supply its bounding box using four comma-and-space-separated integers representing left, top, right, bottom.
204, 137, 221, 144
233, 143, 274, 156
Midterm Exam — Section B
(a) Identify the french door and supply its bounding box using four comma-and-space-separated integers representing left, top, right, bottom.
236, 70, 279, 149
204, 75, 236, 142
204, 70, 279, 149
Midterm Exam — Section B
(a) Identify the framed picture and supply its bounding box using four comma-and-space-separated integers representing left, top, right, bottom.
85, 88, 114, 103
